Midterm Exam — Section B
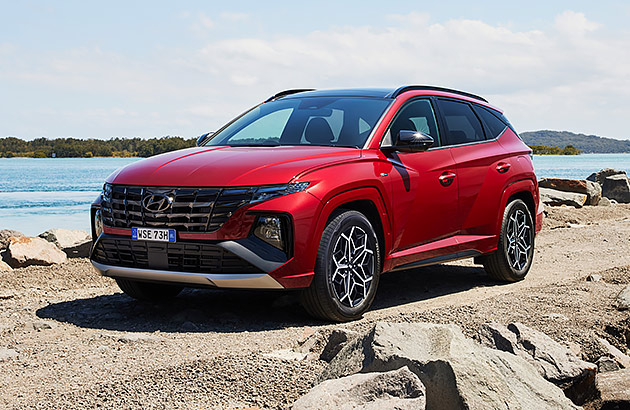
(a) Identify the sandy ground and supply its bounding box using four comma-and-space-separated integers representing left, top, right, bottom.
1, 204, 629, 409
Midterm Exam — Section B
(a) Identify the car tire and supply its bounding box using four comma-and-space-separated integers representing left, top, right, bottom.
301, 210, 381, 322
483, 199, 534, 282
115, 278, 183, 301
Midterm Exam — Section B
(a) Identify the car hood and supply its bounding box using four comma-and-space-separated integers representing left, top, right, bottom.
106, 146, 361, 187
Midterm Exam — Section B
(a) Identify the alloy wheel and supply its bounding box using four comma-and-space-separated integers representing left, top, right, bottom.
506, 209, 532, 271
330, 225, 375, 308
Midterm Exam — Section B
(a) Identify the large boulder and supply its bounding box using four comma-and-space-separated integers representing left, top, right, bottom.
602, 174, 630, 203
595, 368, 630, 410
587, 168, 627, 186
6, 236, 67, 267
38, 228, 91, 258
321, 322, 579, 410
0, 259, 12, 272
0, 229, 24, 250
539, 188, 587, 208
479, 322, 597, 404
617, 284, 630, 310
293, 366, 426, 410
538, 178, 602, 205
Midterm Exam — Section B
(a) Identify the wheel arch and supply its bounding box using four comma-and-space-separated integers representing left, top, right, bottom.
495, 179, 537, 236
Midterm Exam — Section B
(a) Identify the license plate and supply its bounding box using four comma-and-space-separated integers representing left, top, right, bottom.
132, 227, 176, 243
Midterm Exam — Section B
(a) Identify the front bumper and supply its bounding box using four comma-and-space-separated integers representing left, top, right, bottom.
91, 261, 283, 289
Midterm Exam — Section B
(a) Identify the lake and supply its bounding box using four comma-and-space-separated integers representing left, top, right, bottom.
1, 154, 629, 236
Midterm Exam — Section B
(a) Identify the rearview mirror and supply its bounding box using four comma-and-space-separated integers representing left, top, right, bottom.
196, 132, 214, 147
395, 130, 434, 152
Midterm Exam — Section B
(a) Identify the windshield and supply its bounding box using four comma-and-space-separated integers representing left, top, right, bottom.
204, 97, 391, 148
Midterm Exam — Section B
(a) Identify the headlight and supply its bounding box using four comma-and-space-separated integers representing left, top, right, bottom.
253, 215, 291, 252
250, 181, 310, 203
102, 183, 112, 202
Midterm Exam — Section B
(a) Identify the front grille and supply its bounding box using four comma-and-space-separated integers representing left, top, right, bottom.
101, 185, 254, 232
92, 236, 262, 274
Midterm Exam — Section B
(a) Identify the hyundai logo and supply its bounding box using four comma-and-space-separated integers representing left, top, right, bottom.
142, 193, 173, 213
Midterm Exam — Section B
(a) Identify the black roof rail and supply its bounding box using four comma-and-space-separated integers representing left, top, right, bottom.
388, 85, 488, 102
265, 89, 315, 102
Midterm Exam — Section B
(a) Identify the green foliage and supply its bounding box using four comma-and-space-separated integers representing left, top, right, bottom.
529, 144, 582, 155
521, 130, 630, 153
0, 136, 197, 158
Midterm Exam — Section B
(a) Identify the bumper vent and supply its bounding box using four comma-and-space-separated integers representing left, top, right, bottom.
101, 185, 253, 232
92, 236, 262, 274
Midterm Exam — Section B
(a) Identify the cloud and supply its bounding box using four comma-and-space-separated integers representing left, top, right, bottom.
2, 10, 629, 140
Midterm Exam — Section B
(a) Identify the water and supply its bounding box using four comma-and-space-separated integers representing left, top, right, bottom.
532, 153, 630, 180
1, 154, 629, 236
0, 158, 139, 235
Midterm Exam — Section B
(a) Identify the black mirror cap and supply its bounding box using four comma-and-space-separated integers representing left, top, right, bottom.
196, 132, 213, 147
396, 130, 434, 152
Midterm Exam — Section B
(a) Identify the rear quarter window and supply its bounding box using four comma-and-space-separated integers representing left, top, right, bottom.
473, 105, 508, 140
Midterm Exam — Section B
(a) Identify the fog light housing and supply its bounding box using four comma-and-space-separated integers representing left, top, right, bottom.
253, 216, 286, 251
94, 208, 103, 239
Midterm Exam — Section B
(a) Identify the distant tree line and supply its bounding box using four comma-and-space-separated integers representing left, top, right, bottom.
528, 144, 581, 155
0, 136, 197, 158
521, 130, 630, 153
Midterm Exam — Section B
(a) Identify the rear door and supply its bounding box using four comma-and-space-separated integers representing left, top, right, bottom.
435, 98, 512, 236
381, 98, 458, 252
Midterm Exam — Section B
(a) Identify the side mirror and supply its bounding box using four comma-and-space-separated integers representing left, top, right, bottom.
196, 132, 213, 147
396, 130, 434, 152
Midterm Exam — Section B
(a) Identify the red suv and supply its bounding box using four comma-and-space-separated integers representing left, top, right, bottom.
90, 86, 543, 321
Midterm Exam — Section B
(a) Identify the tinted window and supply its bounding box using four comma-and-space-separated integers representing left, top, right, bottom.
437, 99, 485, 145
205, 97, 390, 148
386, 99, 441, 147
473, 105, 507, 139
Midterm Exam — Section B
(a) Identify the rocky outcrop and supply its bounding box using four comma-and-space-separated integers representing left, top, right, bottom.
0, 259, 12, 272
595, 368, 630, 410
539, 178, 602, 205
320, 328, 360, 362
320, 322, 579, 410
617, 285, 630, 310
5, 236, 67, 267
598, 338, 630, 369
38, 228, 91, 258
293, 366, 426, 410
602, 174, 630, 203
539, 187, 587, 208
479, 322, 597, 404
587, 168, 626, 186
0, 229, 24, 250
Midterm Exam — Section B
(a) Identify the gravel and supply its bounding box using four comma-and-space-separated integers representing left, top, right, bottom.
0, 204, 629, 409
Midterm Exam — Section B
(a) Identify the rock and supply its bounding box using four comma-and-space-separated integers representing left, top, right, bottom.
544, 313, 570, 321
0, 259, 12, 272
587, 274, 603, 282
263, 348, 308, 361
598, 196, 612, 207
0, 347, 18, 362
293, 366, 426, 410
479, 322, 597, 404
595, 368, 630, 409
322, 322, 579, 410
539, 188, 587, 208
0, 229, 24, 250
598, 356, 621, 373
598, 338, 630, 369
616, 284, 630, 310
38, 228, 91, 258
320, 328, 361, 362
26, 320, 56, 331
101, 333, 159, 343
587, 168, 627, 186
538, 178, 602, 205
5, 236, 67, 267
602, 174, 630, 203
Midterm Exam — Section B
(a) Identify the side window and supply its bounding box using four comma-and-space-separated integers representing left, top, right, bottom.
386, 99, 441, 147
473, 105, 507, 139
437, 99, 485, 146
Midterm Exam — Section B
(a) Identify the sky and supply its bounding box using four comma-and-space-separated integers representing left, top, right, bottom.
1, 1, 630, 140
